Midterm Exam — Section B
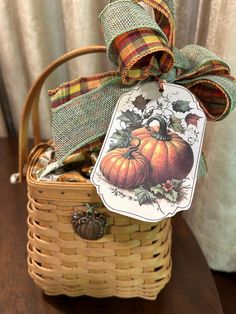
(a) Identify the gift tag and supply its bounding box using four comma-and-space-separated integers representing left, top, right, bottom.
91, 82, 206, 222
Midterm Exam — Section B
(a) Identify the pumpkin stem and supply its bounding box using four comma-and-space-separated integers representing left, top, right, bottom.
123, 136, 141, 159
146, 115, 171, 141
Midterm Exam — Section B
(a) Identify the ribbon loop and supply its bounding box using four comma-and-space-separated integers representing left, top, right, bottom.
177, 45, 230, 80
99, 0, 174, 84
99, 0, 168, 63
181, 75, 236, 120
173, 45, 234, 120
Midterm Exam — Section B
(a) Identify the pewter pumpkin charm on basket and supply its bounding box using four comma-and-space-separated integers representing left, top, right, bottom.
72, 204, 107, 240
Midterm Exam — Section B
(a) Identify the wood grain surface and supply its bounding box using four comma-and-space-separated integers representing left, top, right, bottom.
0, 138, 223, 314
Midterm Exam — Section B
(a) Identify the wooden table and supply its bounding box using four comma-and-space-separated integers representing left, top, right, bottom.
0, 139, 223, 314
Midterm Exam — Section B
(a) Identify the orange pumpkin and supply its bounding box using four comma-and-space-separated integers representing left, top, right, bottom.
100, 139, 149, 189
131, 116, 194, 185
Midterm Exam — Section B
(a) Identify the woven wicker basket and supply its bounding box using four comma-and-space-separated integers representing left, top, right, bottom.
18, 46, 172, 300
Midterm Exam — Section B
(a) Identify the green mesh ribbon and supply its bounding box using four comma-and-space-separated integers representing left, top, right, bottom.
52, 78, 135, 162
51, 0, 236, 180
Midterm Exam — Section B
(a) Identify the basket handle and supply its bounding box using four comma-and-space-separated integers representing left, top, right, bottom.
18, 45, 107, 182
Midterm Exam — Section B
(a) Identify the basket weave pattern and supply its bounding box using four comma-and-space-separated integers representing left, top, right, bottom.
26, 145, 172, 299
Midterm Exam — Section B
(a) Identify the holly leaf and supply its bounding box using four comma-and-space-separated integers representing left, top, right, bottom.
134, 186, 157, 206
132, 95, 150, 112
163, 189, 178, 203
171, 179, 182, 191
169, 115, 186, 134
118, 110, 143, 130
151, 183, 179, 203
185, 113, 201, 127
109, 129, 130, 151
151, 184, 165, 196
172, 100, 191, 113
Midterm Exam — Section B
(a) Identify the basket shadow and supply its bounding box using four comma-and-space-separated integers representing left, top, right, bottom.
42, 293, 157, 314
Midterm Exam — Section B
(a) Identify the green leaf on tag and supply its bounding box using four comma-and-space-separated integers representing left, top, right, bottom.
169, 115, 186, 134
163, 189, 178, 202
151, 184, 165, 197
132, 95, 150, 111
134, 186, 157, 206
171, 179, 182, 190
151, 179, 182, 203
172, 100, 191, 113
118, 110, 143, 130
109, 129, 130, 151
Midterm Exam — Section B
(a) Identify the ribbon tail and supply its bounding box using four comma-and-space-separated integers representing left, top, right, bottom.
51, 77, 135, 162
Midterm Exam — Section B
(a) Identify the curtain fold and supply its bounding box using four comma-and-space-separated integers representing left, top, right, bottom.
0, 0, 235, 271
61, 0, 111, 80
175, 0, 201, 47
0, 0, 109, 139
182, 0, 236, 272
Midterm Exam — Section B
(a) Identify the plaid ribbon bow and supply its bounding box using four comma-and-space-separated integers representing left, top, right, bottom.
50, 0, 236, 164
99, 0, 236, 120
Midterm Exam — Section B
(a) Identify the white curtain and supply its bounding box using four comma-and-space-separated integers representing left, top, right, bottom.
0, 0, 236, 271
176, 0, 236, 272
0, 0, 109, 138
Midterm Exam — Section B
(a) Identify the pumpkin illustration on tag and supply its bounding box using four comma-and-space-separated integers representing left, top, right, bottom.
131, 115, 194, 185
91, 83, 206, 220
100, 137, 149, 189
